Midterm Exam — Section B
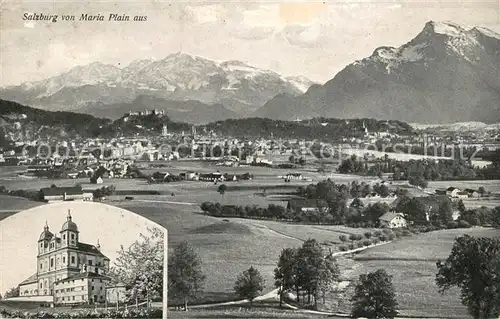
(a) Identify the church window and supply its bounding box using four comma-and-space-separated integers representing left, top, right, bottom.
50, 258, 54, 267
63, 256, 66, 263
71, 256, 75, 264
71, 234, 75, 240
89, 260, 93, 266
63, 234, 66, 240
40, 263, 43, 269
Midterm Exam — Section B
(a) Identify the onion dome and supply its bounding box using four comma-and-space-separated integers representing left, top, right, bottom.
38, 222, 53, 241
61, 209, 79, 232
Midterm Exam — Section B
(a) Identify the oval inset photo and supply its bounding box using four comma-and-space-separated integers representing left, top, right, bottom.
0, 202, 166, 319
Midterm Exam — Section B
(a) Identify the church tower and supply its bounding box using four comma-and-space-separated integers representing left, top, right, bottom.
60, 210, 79, 248
38, 222, 53, 255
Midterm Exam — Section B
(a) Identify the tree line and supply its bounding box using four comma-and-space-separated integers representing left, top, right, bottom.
338, 154, 499, 183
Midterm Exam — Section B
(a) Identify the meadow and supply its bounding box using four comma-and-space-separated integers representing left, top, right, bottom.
327, 228, 500, 318
1, 162, 500, 318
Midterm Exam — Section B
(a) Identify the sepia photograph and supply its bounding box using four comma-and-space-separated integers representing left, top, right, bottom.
1, 1, 499, 318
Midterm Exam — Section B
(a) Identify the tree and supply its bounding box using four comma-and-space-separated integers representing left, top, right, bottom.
457, 199, 466, 214
3, 286, 20, 299
492, 206, 500, 228
295, 239, 339, 308
218, 184, 227, 196
351, 269, 399, 319
408, 174, 428, 189
168, 241, 206, 311
430, 199, 453, 227
274, 248, 297, 307
436, 235, 500, 319
404, 198, 428, 226
350, 198, 364, 211
108, 227, 163, 307
234, 266, 265, 306
478, 187, 486, 197
379, 184, 390, 197
364, 202, 390, 224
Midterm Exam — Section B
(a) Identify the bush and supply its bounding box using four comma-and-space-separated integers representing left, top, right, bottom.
409, 228, 420, 235
378, 235, 388, 242
401, 230, 412, 237
355, 234, 363, 240
357, 241, 364, 248
374, 230, 382, 237
371, 238, 380, 245
348, 243, 356, 250
339, 245, 347, 251
339, 235, 347, 242
447, 221, 459, 229
458, 220, 472, 228
388, 233, 396, 240
426, 225, 439, 232
362, 240, 371, 246
349, 234, 357, 241
382, 228, 393, 235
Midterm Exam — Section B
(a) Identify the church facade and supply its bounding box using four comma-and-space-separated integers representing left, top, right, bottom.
19, 211, 112, 305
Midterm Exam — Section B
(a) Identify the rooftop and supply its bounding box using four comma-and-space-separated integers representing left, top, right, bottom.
55, 272, 111, 284
19, 273, 38, 285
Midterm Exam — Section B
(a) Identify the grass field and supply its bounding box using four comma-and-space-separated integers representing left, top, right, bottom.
1, 163, 500, 318
326, 228, 500, 318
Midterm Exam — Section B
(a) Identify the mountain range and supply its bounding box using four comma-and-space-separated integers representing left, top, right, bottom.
0, 54, 315, 123
1, 21, 499, 124
255, 21, 500, 123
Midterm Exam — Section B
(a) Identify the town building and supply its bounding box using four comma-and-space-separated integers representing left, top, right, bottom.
18, 212, 111, 305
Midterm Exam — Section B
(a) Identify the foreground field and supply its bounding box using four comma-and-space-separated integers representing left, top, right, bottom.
329, 228, 500, 318
1, 163, 500, 318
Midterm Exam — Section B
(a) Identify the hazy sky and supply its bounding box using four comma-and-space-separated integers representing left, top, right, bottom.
0, 1, 499, 86
0, 202, 166, 295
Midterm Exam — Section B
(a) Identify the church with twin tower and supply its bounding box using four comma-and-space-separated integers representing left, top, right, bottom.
18, 211, 112, 304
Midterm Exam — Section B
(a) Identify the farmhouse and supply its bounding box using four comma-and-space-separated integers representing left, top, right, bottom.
435, 188, 447, 196
26, 165, 52, 176
180, 171, 199, 181
40, 186, 92, 203
284, 173, 303, 181
379, 212, 407, 228
287, 199, 327, 213
199, 172, 225, 182
446, 187, 461, 198
455, 191, 469, 199
464, 188, 480, 198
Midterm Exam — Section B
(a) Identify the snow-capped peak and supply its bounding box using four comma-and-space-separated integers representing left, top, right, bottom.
475, 26, 500, 40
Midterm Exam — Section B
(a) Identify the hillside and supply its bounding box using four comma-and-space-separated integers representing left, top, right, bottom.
0, 99, 110, 143
78, 95, 241, 124
200, 117, 414, 140
255, 21, 500, 123
0, 53, 317, 119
